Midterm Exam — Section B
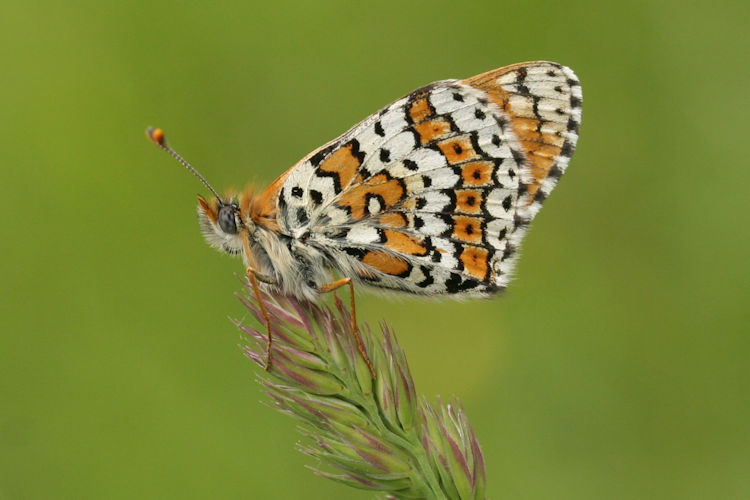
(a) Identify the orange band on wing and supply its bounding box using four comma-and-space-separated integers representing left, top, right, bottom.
459, 161, 495, 187
436, 136, 480, 165
452, 215, 483, 244
459, 245, 489, 280
413, 117, 453, 145
361, 250, 410, 276
319, 142, 363, 189
408, 95, 433, 123
379, 212, 407, 228
455, 189, 483, 214
384, 229, 428, 256
336, 174, 405, 220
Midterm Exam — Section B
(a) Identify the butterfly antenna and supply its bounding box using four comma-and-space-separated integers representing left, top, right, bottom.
146, 126, 223, 201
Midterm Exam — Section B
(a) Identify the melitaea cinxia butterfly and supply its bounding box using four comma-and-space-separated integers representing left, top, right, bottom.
148, 61, 582, 376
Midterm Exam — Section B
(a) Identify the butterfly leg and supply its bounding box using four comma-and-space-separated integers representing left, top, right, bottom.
240, 229, 279, 370
318, 277, 376, 379
245, 266, 276, 371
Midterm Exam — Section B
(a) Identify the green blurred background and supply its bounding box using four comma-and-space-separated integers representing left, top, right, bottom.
1, 1, 748, 498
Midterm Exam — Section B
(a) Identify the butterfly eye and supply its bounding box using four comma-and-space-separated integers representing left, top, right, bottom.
218, 205, 238, 234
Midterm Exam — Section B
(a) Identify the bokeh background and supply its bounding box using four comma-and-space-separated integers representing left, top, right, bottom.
1, 1, 748, 498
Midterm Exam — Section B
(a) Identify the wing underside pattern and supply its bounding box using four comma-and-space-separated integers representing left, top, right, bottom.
277, 62, 582, 296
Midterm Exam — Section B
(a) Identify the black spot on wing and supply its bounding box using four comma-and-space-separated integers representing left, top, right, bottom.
350, 139, 366, 164
515, 67, 529, 95
403, 159, 418, 171
502, 195, 512, 211
296, 208, 309, 225
547, 165, 563, 180
310, 189, 323, 205
342, 247, 366, 259
510, 148, 525, 167
501, 244, 516, 262
445, 273, 480, 293
416, 266, 434, 288
567, 117, 579, 133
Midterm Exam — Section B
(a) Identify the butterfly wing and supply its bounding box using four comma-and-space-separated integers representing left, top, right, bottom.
277, 61, 582, 296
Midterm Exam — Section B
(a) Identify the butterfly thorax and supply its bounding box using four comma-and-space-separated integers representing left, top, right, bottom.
197, 189, 332, 301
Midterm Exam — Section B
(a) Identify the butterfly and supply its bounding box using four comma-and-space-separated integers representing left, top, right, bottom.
147, 61, 582, 377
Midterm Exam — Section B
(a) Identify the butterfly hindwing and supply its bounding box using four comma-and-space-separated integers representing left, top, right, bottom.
463, 62, 583, 216
278, 62, 581, 296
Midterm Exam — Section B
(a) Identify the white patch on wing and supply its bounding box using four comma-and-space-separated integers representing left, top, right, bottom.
367, 196, 383, 215
422, 167, 460, 190
415, 190, 452, 212
362, 131, 416, 176
493, 158, 521, 187
485, 218, 514, 250
406, 265, 426, 284
427, 238, 458, 269
307, 174, 337, 202
379, 102, 409, 136
507, 95, 535, 118
536, 100, 570, 122
346, 224, 380, 245
402, 174, 426, 195
450, 104, 492, 133
321, 205, 350, 226
283, 162, 315, 209
402, 147, 447, 174
415, 213, 450, 236
354, 122, 384, 158
475, 127, 513, 158
429, 83, 471, 114
485, 188, 516, 219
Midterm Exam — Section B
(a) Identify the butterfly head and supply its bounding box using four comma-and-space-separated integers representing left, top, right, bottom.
196, 194, 250, 255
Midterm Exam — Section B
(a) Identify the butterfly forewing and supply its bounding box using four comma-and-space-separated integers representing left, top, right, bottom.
277, 61, 581, 297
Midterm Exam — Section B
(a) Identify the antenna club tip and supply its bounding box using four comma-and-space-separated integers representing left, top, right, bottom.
146, 126, 166, 146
